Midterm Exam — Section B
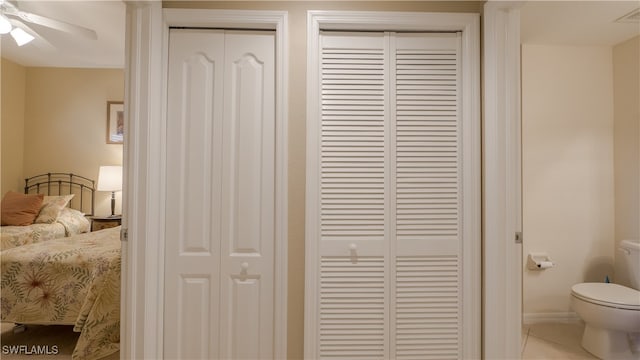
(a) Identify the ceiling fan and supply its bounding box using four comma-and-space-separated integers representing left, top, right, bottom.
0, 0, 97, 46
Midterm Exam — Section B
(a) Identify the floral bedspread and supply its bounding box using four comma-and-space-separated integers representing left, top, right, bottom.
0, 223, 67, 251
0, 210, 90, 251
0, 227, 121, 360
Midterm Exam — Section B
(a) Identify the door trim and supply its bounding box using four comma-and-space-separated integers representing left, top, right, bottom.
122, 2, 165, 358
482, 3, 523, 359
123, 6, 288, 359
305, 10, 481, 359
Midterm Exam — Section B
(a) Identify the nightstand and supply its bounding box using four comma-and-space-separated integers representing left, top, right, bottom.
90, 215, 122, 231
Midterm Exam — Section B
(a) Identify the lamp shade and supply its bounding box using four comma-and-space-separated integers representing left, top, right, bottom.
97, 166, 122, 192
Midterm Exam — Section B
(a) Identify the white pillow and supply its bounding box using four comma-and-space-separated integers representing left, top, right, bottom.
34, 194, 75, 224
56, 207, 90, 235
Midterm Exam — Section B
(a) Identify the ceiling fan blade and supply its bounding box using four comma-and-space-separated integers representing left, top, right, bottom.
6, 9, 97, 40
6, 17, 56, 50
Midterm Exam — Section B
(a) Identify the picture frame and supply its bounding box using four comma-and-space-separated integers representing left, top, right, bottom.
106, 101, 124, 144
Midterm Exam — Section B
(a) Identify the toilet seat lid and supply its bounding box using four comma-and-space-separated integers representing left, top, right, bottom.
572, 283, 640, 310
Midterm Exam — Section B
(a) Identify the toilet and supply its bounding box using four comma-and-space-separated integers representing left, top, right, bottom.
571, 239, 640, 360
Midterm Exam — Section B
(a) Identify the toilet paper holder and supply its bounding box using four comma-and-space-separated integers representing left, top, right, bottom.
527, 253, 554, 270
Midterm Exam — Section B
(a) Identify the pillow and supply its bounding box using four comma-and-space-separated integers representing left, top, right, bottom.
34, 194, 75, 224
57, 207, 90, 235
1, 191, 45, 226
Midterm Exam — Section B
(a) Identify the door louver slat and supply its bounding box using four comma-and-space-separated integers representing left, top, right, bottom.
319, 257, 386, 359
321, 47, 386, 240
395, 256, 459, 360
396, 49, 459, 241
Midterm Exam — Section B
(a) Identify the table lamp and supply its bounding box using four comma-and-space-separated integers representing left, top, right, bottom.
97, 165, 122, 217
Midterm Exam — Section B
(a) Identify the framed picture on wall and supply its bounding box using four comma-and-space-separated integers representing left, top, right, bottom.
107, 101, 124, 144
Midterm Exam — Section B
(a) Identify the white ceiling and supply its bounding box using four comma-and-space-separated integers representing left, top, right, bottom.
1, 1, 639, 68
521, 1, 640, 46
0, 0, 125, 68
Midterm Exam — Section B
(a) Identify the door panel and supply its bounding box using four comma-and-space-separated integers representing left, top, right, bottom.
317, 32, 390, 359
392, 33, 462, 360
166, 29, 225, 359
219, 31, 275, 359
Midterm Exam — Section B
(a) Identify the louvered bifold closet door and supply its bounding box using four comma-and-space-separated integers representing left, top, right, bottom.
392, 33, 462, 360
315, 31, 463, 360
318, 32, 390, 359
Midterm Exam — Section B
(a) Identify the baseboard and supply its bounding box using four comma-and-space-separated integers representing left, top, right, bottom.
523, 312, 582, 325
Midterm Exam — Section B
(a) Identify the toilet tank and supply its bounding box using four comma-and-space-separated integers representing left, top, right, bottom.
616, 239, 640, 290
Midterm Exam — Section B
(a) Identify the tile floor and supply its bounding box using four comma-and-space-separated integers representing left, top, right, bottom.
522, 322, 598, 359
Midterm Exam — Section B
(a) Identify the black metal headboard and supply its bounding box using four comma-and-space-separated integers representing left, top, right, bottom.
24, 173, 95, 216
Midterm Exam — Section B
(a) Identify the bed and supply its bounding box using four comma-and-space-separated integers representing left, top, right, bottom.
0, 226, 121, 360
1, 173, 95, 251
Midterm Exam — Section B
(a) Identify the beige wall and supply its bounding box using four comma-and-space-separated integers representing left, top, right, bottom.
613, 36, 640, 257
163, 2, 483, 358
1, 64, 124, 215
1, 58, 27, 195
522, 45, 615, 315
23, 67, 124, 216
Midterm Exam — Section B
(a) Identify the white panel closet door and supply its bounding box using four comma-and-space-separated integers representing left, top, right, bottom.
310, 31, 467, 359
165, 29, 275, 360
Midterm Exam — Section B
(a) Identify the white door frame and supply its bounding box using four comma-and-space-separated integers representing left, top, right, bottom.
122, 3, 288, 359
482, 2, 523, 359
305, 10, 481, 359
122, 2, 164, 358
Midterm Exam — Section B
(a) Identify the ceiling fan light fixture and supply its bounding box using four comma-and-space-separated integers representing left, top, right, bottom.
10, 27, 33, 46
0, 14, 11, 34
